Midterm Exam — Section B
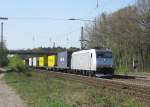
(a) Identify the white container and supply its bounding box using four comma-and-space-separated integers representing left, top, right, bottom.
29, 58, 33, 67
33, 57, 38, 67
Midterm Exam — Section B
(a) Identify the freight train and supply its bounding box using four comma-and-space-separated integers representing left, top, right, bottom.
27, 49, 115, 76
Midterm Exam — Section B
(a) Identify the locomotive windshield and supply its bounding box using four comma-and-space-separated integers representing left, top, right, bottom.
96, 51, 112, 58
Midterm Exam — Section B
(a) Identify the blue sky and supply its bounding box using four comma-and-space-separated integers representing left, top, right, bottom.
0, 0, 135, 50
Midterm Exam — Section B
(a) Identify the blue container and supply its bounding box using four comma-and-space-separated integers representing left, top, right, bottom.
57, 51, 72, 69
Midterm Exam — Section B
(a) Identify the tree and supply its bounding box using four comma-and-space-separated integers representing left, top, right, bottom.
84, 4, 150, 72
136, 0, 150, 30
136, 0, 150, 71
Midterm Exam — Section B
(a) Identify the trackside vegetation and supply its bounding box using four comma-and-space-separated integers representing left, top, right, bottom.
8, 55, 31, 76
4, 71, 147, 107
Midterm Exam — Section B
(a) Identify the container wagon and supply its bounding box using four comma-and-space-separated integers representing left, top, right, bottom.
29, 58, 33, 67
57, 51, 72, 72
48, 55, 57, 69
38, 56, 48, 68
33, 57, 38, 68
23, 59, 29, 65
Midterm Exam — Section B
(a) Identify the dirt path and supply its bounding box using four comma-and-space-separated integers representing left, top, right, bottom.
0, 74, 26, 107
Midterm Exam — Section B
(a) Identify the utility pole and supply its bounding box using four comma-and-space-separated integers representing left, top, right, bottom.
66, 36, 69, 49
80, 26, 88, 49
0, 22, 4, 67
97, 0, 99, 8
0, 17, 8, 49
94, 17, 97, 32
49, 38, 51, 48
80, 26, 84, 49
53, 42, 55, 48
32, 36, 35, 49
1, 22, 3, 49
0, 17, 8, 67
68, 18, 96, 49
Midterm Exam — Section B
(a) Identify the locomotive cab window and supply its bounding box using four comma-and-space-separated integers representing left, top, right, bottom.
96, 51, 112, 58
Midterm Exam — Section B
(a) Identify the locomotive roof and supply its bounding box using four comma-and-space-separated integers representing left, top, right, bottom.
72, 49, 112, 55
96, 49, 112, 52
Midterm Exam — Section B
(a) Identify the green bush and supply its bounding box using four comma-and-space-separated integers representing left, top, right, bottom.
8, 55, 28, 73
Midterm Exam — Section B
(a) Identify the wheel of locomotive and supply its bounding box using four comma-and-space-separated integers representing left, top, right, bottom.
75, 70, 77, 74
87, 71, 89, 76
77, 70, 79, 75
75, 69, 77, 74
79, 70, 82, 75
65, 69, 67, 73
81, 70, 83, 75
82, 70, 84, 75
93, 71, 96, 77
72, 69, 74, 74
66, 69, 68, 73
84, 71, 86, 76
86, 71, 89, 76
83, 71, 85, 76
69, 69, 71, 73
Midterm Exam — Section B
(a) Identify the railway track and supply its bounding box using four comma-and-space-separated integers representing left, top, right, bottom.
37, 69, 150, 104
2, 67, 150, 104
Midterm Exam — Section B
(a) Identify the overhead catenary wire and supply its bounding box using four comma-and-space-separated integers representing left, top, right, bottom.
81, 0, 101, 20
6, 1, 101, 49
32, 27, 80, 48
6, 1, 101, 22
7, 17, 71, 21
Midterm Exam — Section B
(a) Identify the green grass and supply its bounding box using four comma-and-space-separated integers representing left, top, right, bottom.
3, 71, 147, 107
